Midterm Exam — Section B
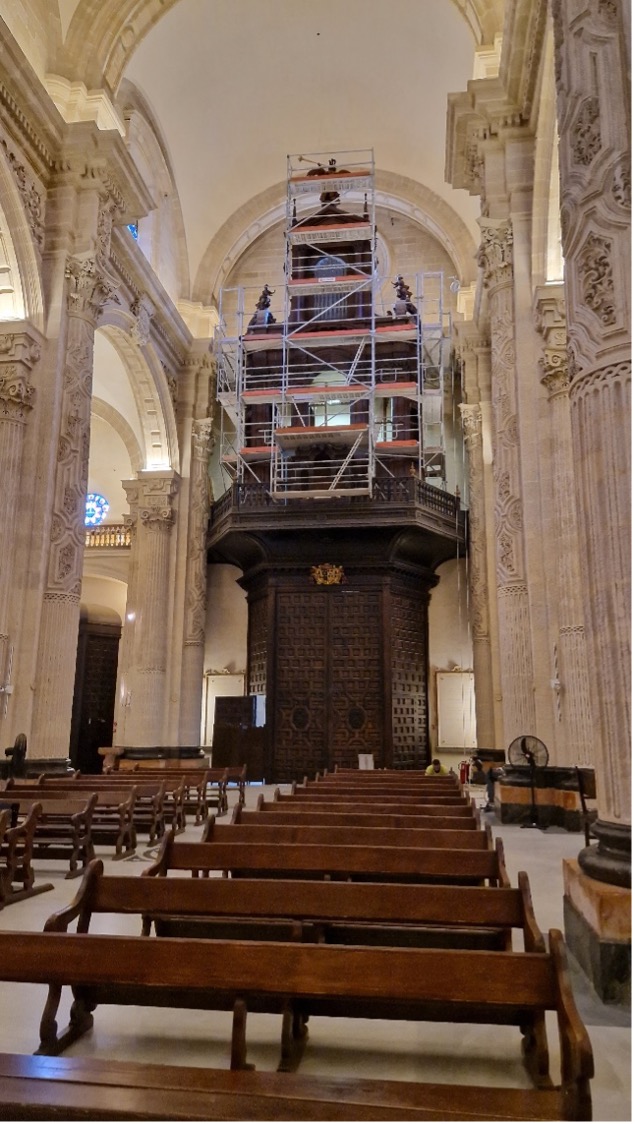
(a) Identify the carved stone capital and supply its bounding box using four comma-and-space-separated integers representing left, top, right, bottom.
138, 471, 179, 529
540, 353, 570, 397
65, 255, 119, 322
477, 219, 513, 288
0, 364, 35, 418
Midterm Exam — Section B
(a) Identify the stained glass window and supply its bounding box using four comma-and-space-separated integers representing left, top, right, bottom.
85, 493, 109, 526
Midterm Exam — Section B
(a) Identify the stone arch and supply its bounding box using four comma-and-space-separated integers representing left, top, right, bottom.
194, 171, 478, 307
96, 315, 179, 473
0, 145, 44, 330
91, 396, 144, 475
531, 24, 563, 285
59, 0, 499, 96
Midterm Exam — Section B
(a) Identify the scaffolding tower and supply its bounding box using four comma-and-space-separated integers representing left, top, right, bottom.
215, 149, 448, 499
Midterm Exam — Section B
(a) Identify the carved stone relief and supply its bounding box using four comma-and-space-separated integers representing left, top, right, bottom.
571, 97, 601, 166
0, 136, 44, 248
578, 232, 616, 327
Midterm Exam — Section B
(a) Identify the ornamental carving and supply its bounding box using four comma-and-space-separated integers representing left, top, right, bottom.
540, 354, 570, 397
138, 474, 179, 531
597, 0, 617, 22
0, 332, 41, 367
612, 158, 631, 209
578, 233, 616, 326
458, 403, 481, 444
477, 221, 513, 288
192, 418, 214, 461
65, 256, 119, 322
310, 563, 345, 586
571, 98, 601, 166
0, 137, 44, 247
0, 365, 35, 417
130, 295, 154, 348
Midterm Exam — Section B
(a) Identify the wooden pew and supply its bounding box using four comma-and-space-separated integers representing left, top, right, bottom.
205, 815, 492, 851
109, 762, 232, 818
234, 804, 479, 831
144, 832, 510, 886
47, 856, 542, 954
39, 774, 167, 843
0, 1047, 592, 1122
280, 786, 470, 807
0, 928, 594, 1119
0, 803, 54, 907
0, 788, 98, 877
256, 797, 477, 822
120, 767, 226, 822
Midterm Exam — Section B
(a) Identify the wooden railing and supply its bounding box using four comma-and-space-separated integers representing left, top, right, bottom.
85, 524, 131, 549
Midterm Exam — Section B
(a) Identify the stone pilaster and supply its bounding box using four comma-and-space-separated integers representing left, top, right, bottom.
0, 328, 41, 733
552, 0, 630, 887
121, 471, 180, 745
112, 479, 141, 744
458, 401, 496, 745
30, 253, 119, 759
180, 418, 214, 745
477, 218, 536, 743
535, 287, 594, 767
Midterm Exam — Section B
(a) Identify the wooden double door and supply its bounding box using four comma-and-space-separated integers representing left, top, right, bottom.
246, 572, 432, 783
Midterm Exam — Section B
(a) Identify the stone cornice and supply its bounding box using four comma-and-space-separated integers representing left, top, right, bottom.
0, 22, 63, 181
110, 226, 192, 371
51, 122, 154, 224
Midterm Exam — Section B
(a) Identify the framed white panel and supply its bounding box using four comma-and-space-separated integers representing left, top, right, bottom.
436, 671, 476, 749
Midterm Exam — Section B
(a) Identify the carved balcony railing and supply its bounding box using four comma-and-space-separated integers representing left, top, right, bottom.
85, 524, 131, 549
209, 479, 466, 548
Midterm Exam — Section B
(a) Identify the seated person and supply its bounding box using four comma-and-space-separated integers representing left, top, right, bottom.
425, 758, 448, 776
470, 757, 488, 785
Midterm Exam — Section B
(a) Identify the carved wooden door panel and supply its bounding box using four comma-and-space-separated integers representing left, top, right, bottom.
271, 585, 385, 781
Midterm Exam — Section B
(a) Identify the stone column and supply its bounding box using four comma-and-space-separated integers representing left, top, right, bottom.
458, 402, 496, 745
112, 479, 141, 744
30, 256, 118, 759
477, 219, 536, 743
121, 471, 180, 746
0, 329, 41, 735
552, 0, 630, 888
534, 287, 594, 767
180, 418, 214, 745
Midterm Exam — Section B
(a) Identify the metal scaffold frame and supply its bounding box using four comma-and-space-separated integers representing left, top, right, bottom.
214, 148, 449, 498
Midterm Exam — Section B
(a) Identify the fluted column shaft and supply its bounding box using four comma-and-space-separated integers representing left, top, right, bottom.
478, 220, 536, 743
535, 288, 594, 766
552, 0, 630, 882
121, 471, 179, 745
180, 418, 214, 745
458, 402, 496, 745
0, 330, 41, 735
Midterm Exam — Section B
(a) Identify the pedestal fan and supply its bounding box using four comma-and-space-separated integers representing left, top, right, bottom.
507, 735, 549, 829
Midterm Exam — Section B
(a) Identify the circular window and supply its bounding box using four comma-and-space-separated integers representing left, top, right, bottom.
85, 493, 110, 526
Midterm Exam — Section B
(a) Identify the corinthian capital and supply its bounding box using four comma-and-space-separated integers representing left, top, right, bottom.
477, 219, 513, 288
65, 255, 119, 321
138, 470, 180, 529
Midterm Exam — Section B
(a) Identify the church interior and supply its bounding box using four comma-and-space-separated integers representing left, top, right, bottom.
0, 0, 630, 1118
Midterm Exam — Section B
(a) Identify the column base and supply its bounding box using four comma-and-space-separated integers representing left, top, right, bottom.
563, 858, 631, 1006
578, 819, 631, 888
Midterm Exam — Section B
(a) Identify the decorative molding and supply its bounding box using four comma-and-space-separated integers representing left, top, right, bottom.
477, 219, 513, 288
65, 256, 120, 322
0, 364, 35, 419
578, 233, 616, 327
571, 97, 601, 166
0, 137, 44, 247
130, 294, 154, 348
611, 157, 631, 210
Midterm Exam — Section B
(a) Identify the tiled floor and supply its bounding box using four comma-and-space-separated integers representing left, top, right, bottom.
0, 782, 630, 1122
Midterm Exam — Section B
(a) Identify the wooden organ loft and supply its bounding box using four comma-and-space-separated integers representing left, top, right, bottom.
209, 150, 467, 783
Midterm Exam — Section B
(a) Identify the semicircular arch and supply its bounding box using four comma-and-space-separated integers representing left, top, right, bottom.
60, 0, 495, 94
194, 170, 478, 306
0, 148, 44, 330
96, 317, 179, 473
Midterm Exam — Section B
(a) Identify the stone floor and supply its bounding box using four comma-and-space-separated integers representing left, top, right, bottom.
0, 782, 630, 1122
